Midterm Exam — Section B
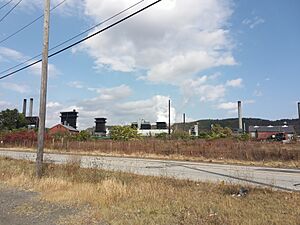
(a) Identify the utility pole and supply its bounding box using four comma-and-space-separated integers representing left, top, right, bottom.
36, 0, 50, 178
168, 99, 171, 136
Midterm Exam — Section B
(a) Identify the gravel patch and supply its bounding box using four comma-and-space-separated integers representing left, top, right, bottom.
0, 183, 107, 225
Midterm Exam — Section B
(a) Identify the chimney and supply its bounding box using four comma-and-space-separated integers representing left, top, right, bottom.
298, 102, 300, 120
29, 98, 33, 117
238, 101, 242, 130
22, 99, 27, 116
183, 113, 186, 132
168, 99, 171, 135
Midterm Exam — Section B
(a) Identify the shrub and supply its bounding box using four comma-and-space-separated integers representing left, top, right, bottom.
155, 132, 168, 140
74, 130, 91, 141
171, 130, 191, 140
236, 133, 250, 141
209, 124, 232, 139
110, 126, 141, 141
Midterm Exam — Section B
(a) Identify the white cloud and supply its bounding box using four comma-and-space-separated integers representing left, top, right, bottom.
88, 84, 132, 101
180, 75, 226, 104
47, 101, 62, 108
115, 95, 176, 123
79, 0, 235, 84
242, 16, 265, 29
217, 101, 237, 110
45, 94, 176, 129
30, 62, 61, 77
2, 0, 84, 16
68, 81, 85, 89
0, 47, 61, 78
0, 82, 30, 94
0, 47, 25, 62
226, 78, 243, 87
217, 99, 256, 115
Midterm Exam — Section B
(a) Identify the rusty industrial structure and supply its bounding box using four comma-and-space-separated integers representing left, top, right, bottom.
95, 118, 107, 136
60, 110, 78, 129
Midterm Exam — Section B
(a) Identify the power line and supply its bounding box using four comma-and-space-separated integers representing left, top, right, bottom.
0, 0, 23, 23
0, 0, 13, 11
0, 0, 67, 45
0, 0, 145, 76
0, 0, 162, 80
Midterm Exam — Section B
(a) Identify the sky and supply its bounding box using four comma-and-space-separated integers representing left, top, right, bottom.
0, 0, 299, 129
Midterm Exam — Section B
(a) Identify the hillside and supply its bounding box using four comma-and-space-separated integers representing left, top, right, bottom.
173, 118, 300, 134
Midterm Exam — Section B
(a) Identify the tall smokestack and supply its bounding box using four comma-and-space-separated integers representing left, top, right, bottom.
22, 99, 27, 116
298, 102, 300, 120
168, 99, 171, 135
238, 101, 242, 130
29, 98, 33, 117
183, 113, 186, 132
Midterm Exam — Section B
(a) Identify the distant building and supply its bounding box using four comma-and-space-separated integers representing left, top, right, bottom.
249, 125, 295, 140
131, 121, 169, 136
94, 118, 107, 137
49, 124, 79, 135
60, 110, 78, 129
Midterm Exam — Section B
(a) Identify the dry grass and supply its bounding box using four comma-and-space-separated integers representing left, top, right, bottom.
0, 157, 300, 225
2, 138, 300, 162
2, 144, 300, 169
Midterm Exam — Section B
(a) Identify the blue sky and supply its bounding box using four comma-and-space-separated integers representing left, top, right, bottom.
0, 0, 299, 129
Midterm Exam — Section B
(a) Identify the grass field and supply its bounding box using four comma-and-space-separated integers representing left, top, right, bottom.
1, 157, 299, 225
2, 138, 300, 168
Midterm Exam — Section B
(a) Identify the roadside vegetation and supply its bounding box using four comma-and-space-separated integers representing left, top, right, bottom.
0, 157, 299, 225
0, 111, 299, 168
1, 127, 299, 168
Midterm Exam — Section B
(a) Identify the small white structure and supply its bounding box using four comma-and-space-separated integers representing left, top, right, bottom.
138, 129, 169, 137
132, 120, 169, 137
189, 124, 199, 137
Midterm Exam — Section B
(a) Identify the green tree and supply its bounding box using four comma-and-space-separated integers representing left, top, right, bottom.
110, 126, 141, 141
75, 130, 91, 141
209, 124, 233, 139
0, 109, 28, 131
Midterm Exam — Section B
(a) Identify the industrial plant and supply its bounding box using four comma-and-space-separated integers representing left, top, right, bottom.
16, 98, 300, 141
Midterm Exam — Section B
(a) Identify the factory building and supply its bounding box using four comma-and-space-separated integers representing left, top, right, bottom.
49, 124, 79, 135
132, 121, 169, 136
249, 125, 295, 141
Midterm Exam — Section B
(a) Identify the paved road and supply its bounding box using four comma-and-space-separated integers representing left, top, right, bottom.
1, 149, 299, 191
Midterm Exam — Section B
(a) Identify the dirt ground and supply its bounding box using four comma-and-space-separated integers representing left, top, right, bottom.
0, 183, 107, 225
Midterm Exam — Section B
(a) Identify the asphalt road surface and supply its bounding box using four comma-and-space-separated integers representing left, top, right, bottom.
1, 149, 299, 192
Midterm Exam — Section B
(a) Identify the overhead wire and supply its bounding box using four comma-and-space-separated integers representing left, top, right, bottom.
0, 0, 162, 80
0, 0, 145, 76
0, 0, 23, 23
0, 0, 13, 11
0, 0, 67, 45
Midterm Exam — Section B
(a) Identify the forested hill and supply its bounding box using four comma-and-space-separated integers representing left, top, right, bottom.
173, 118, 300, 134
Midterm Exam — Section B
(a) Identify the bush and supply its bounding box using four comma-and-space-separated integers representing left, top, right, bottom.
209, 124, 232, 139
171, 130, 191, 140
1, 130, 37, 143
74, 130, 91, 141
236, 133, 250, 141
155, 132, 168, 140
110, 126, 141, 141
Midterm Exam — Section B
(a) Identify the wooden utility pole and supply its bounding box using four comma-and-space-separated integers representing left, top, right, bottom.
36, 0, 50, 178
